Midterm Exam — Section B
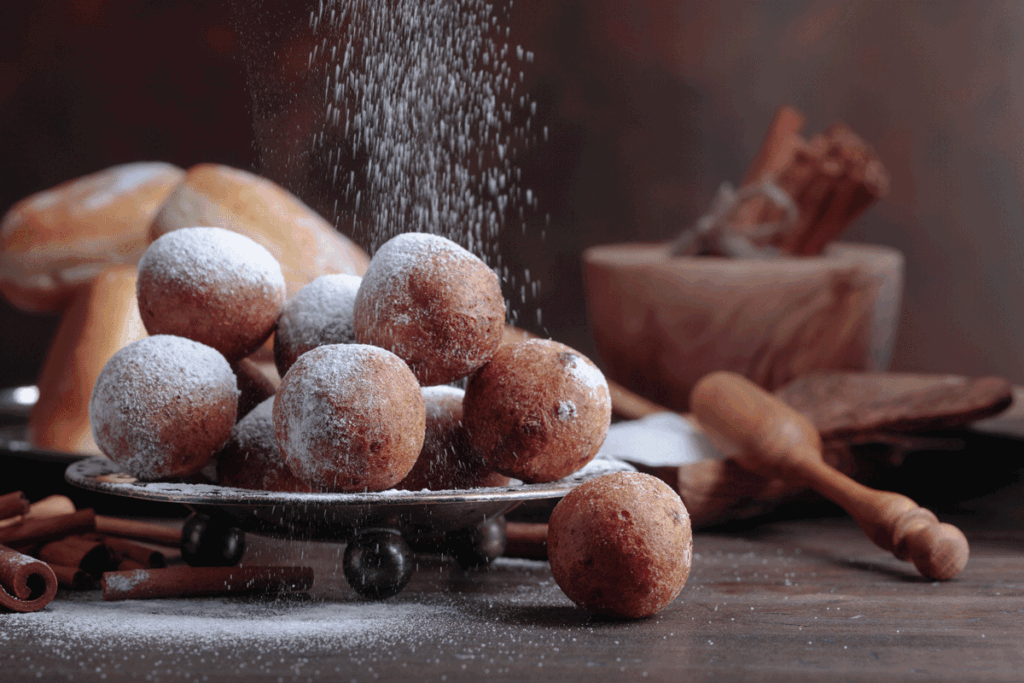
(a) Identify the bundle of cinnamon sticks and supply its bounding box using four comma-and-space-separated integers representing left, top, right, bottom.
0, 492, 312, 610
732, 105, 890, 255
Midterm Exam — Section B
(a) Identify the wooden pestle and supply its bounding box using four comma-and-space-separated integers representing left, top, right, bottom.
689, 371, 969, 581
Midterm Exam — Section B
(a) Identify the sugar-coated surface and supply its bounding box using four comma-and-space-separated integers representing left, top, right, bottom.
354, 232, 506, 386
139, 226, 285, 294
275, 273, 362, 375
88, 335, 239, 480
273, 343, 425, 491
356, 233, 481, 320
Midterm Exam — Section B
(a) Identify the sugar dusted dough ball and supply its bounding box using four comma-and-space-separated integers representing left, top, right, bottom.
396, 385, 511, 491
353, 232, 505, 386
136, 226, 286, 362
216, 397, 313, 492
273, 343, 426, 492
464, 339, 612, 483
548, 472, 693, 619
274, 273, 362, 377
89, 335, 239, 481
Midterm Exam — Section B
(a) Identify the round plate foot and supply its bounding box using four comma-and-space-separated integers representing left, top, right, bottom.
343, 528, 413, 599
450, 516, 507, 569
181, 512, 246, 567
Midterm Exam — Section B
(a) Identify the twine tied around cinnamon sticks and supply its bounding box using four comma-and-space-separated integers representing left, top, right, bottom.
672, 105, 890, 258
669, 180, 798, 258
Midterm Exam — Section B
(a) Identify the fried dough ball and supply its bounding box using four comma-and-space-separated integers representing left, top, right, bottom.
547, 472, 692, 619
395, 385, 511, 491
273, 343, 425, 492
89, 335, 238, 480
464, 339, 611, 483
353, 233, 505, 386
136, 226, 286, 362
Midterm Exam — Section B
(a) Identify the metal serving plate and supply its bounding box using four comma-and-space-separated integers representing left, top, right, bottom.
66, 456, 634, 540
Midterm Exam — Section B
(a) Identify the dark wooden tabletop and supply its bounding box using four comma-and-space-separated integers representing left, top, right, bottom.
3, 401, 1024, 682
3, 500, 1023, 683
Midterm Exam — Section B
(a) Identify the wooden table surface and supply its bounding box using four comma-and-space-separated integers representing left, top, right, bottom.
3, 403, 1024, 682
2, 500, 1023, 683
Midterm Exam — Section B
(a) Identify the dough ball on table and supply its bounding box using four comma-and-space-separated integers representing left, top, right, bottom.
89, 335, 239, 481
137, 226, 286, 362
353, 233, 505, 386
395, 386, 511, 491
216, 397, 313, 492
547, 472, 692, 619
274, 273, 362, 377
464, 339, 612, 483
273, 344, 426, 492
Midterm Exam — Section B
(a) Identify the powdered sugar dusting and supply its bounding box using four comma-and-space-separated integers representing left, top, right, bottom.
357, 233, 481, 314
557, 400, 577, 421
565, 354, 608, 394
274, 343, 420, 488
88, 335, 239, 480
228, 396, 278, 458
139, 226, 285, 295
275, 273, 362, 370
102, 569, 150, 597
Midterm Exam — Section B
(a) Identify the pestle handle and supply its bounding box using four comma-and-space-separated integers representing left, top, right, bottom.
690, 371, 969, 580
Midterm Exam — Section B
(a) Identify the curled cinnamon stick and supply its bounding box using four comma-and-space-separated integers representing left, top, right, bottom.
0, 544, 59, 612
0, 509, 96, 548
0, 492, 30, 522
101, 566, 315, 601
95, 515, 182, 549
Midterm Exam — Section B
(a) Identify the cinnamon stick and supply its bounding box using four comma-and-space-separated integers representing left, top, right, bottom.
733, 106, 807, 229
504, 522, 549, 560
95, 515, 182, 548
37, 535, 114, 578
48, 563, 93, 590
101, 536, 167, 568
0, 544, 59, 613
0, 492, 30, 523
0, 509, 96, 548
101, 566, 315, 601
741, 105, 807, 186
0, 494, 78, 529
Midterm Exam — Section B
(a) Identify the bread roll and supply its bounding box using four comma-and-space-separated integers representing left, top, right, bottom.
27, 265, 147, 455
0, 162, 184, 312
150, 163, 370, 299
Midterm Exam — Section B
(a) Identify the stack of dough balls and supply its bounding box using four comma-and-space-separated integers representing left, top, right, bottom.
90, 225, 287, 480
90, 227, 612, 494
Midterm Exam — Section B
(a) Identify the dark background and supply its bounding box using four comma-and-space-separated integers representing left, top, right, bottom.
3, 1, 1024, 390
